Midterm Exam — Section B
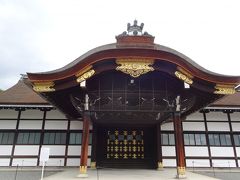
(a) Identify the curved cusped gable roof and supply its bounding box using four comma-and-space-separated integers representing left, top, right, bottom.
24, 21, 240, 118
26, 20, 240, 96
28, 42, 240, 84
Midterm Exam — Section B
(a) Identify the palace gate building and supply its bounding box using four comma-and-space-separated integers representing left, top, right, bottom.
1, 21, 240, 177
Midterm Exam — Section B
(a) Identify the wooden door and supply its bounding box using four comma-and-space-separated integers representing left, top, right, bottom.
97, 126, 156, 168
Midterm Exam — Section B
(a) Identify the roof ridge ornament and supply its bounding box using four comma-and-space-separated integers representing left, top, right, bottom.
127, 20, 144, 35
116, 20, 155, 45
119, 20, 153, 37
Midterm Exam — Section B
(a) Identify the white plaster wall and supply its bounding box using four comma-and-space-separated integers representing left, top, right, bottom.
230, 112, 240, 121
69, 120, 93, 130
89, 124, 93, 130
210, 147, 234, 157
207, 122, 230, 131
161, 122, 174, 131
186, 159, 210, 167
0, 158, 10, 166
21, 110, 44, 119
212, 160, 236, 167
88, 146, 92, 156
185, 112, 204, 121
14, 145, 39, 155
206, 112, 228, 121
235, 147, 240, 157
68, 146, 92, 156
68, 146, 81, 156
0, 120, 17, 129
0, 145, 12, 155
43, 158, 64, 166
44, 120, 68, 130
41, 145, 65, 155
0, 109, 18, 118
182, 122, 205, 131
70, 121, 83, 130
65, 158, 91, 166
162, 146, 176, 156
12, 158, 37, 166
162, 159, 176, 167
185, 147, 209, 157
46, 110, 66, 119
231, 123, 240, 131
87, 158, 91, 166
19, 120, 42, 129
66, 158, 80, 166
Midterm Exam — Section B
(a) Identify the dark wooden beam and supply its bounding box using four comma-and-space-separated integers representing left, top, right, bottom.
10, 110, 21, 166
227, 112, 239, 167
203, 111, 213, 167
64, 118, 71, 166
157, 123, 163, 170
90, 122, 97, 169
37, 110, 47, 166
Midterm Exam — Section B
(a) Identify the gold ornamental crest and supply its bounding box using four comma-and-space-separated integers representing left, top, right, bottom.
116, 58, 154, 78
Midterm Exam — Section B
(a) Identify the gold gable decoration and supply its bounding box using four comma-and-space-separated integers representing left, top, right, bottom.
175, 71, 193, 85
33, 82, 55, 92
214, 84, 236, 95
116, 58, 154, 78
75, 66, 95, 83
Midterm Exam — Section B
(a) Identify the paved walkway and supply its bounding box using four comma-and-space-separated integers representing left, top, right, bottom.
192, 168, 240, 180
0, 168, 59, 180
7, 167, 240, 180
2, 167, 240, 180
43, 168, 219, 180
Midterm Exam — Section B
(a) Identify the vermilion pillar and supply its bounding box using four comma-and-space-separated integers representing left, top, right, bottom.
173, 112, 186, 178
79, 112, 90, 177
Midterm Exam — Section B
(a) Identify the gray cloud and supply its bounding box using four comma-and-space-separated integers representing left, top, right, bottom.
0, 0, 49, 90
1, 0, 240, 90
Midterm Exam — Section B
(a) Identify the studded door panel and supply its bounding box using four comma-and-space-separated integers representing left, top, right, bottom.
106, 130, 144, 159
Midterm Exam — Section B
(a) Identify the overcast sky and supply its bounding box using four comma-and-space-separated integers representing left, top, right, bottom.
1, 0, 240, 90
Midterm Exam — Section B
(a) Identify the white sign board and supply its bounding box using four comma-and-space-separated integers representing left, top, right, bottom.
40, 148, 50, 162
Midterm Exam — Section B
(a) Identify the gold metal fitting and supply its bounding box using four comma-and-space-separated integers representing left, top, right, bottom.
116, 58, 154, 78
75, 66, 95, 83
214, 84, 236, 95
177, 166, 186, 175
157, 161, 163, 170
175, 71, 193, 85
90, 162, 96, 169
80, 166, 87, 174
33, 81, 55, 92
